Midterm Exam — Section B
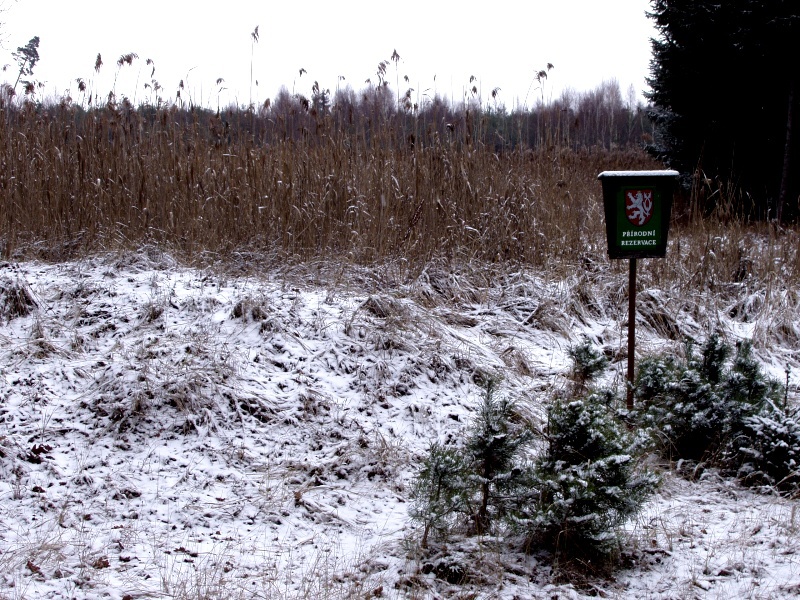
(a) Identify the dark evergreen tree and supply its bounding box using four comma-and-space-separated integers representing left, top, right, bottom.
409, 443, 471, 547
646, 1, 799, 221
567, 336, 609, 392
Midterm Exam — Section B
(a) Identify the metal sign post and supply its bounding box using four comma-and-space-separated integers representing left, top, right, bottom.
627, 257, 636, 409
598, 170, 679, 409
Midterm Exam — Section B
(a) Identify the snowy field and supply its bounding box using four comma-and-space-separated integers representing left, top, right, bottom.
1, 250, 798, 599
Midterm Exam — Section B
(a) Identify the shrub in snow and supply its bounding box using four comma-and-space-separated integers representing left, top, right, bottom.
732, 401, 800, 493
522, 394, 658, 563
568, 336, 608, 392
723, 339, 783, 409
634, 333, 782, 461
409, 381, 532, 543
464, 380, 533, 534
410, 348, 656, 570
409, 442, 471, 547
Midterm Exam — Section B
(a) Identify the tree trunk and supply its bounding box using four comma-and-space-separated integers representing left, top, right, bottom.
777, 77, 795, 224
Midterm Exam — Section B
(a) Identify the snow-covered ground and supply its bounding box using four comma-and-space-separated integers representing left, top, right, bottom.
1, 250, 798, 599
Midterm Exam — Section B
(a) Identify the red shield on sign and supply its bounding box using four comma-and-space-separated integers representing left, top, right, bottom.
625, 189, 654, 226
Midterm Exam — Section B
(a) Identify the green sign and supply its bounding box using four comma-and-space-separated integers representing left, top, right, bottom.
598, 171, 678, 259
615, 185, 664, 250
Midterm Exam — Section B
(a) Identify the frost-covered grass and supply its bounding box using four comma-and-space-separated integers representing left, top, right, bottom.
0, 249, 799, 599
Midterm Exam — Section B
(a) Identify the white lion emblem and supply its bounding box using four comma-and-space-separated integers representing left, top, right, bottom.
626, 190, 653, 226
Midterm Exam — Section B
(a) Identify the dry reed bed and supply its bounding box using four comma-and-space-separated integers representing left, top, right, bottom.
1, 103, 798, 294
0, 104, 652, 262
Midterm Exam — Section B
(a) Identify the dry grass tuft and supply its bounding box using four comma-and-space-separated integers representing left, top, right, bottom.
0, 276, 37, 321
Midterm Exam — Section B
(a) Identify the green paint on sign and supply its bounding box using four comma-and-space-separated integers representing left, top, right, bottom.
615, 186, 665, 249
597, 170, 678, 259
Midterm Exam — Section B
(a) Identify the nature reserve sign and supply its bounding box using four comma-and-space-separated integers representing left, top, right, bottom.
598, 170, 679, 259
597, 169, 679, 408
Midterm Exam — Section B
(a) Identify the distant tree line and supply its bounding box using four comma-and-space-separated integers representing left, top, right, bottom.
255, 79, 654, 153
0, 32, 652, 154
1, 77, 654, 156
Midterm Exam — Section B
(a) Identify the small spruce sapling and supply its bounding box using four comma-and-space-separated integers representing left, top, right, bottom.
465, 380, 532, 534
568, 336, 608, 392
723, 348, 791, 491
409, 380, 533, 544
723, 340, 782, 412
635, 333, 782, 462
409, 443, 470, 547
698, 332, 730, 385
634, 334, 730, 459
734, 400, 800, 493
526, 395, 658, 563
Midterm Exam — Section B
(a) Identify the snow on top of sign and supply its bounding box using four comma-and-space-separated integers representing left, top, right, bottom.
598, 170, 680, 178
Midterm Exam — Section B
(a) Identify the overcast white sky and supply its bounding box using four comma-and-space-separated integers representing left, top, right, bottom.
1, 0, 656, 110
